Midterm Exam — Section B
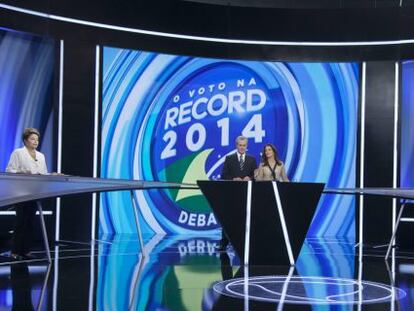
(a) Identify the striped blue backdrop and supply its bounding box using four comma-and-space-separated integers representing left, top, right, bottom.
401, 60, 414, 188
100, 47, 359, 238
0, 28, 55, 171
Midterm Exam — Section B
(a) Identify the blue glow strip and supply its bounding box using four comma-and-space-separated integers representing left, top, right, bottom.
391, 250, 396, 311
0, 211, 53, 215
244, 181, 252, 266
272, 181, 295, 265
243, 265, 249, 310
1, 3, 414, 47
57, 40, 63, 174
55, 39, 64, 241
88, 242, 95, 311
277, 266, 295, 311
392, 62, 399, 235
92, 45, 100, 240
400, 218, 414, 222
357, 260, 363, 308
358, 62, 367, 260
399, 264, 414, 273
52, 245, 59, 311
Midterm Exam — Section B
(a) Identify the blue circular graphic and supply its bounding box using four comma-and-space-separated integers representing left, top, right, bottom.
141, 62, 292, 231
100, 48, 359, 236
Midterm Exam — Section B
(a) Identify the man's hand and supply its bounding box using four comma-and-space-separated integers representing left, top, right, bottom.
242, 176, 251, 181
233, 177, 243, 181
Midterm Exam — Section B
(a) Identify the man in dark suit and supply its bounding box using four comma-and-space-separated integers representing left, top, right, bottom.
219, 135, 257, 250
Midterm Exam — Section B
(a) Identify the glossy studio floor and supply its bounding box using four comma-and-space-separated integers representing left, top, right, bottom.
0, 234, 412, 311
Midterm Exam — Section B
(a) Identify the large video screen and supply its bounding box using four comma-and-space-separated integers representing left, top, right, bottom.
401, 60, 414, 188
100, 47, 359, 237
0, 28, 55, 172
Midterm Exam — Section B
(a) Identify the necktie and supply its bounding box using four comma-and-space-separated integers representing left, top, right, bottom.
239, 155, 245, 171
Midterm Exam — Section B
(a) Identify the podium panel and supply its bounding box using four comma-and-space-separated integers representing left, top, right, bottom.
197, 181, 248, 260
198, 180, 324, 265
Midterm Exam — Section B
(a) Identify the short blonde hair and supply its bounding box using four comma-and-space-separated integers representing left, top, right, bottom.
235, 135, 248, 144
22, 128, 40, 142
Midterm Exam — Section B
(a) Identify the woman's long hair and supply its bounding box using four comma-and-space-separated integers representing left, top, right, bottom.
261, 143, 282, 166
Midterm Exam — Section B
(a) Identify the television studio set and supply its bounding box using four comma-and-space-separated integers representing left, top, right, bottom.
1, 0, 414, 310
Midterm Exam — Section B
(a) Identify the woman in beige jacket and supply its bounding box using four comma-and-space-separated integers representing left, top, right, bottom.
255, 143, 289, 182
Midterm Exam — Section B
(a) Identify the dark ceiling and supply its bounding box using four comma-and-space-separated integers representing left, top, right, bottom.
183, 0, 413, 9
0, 0, 413, 41
1, 0, 414, 60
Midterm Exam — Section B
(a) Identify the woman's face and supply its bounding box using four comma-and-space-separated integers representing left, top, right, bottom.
264, 146, 274, 159
25, 134, 39, 150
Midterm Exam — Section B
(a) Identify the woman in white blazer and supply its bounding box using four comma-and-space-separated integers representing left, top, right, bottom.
6, 128, 48, 260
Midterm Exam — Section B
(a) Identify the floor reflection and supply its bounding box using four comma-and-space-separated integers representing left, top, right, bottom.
0, 263, 50, 311
11, 263, 34, 311
0, 235, 412, 310
95, 235, 403, 310
97, 235, 227, 310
